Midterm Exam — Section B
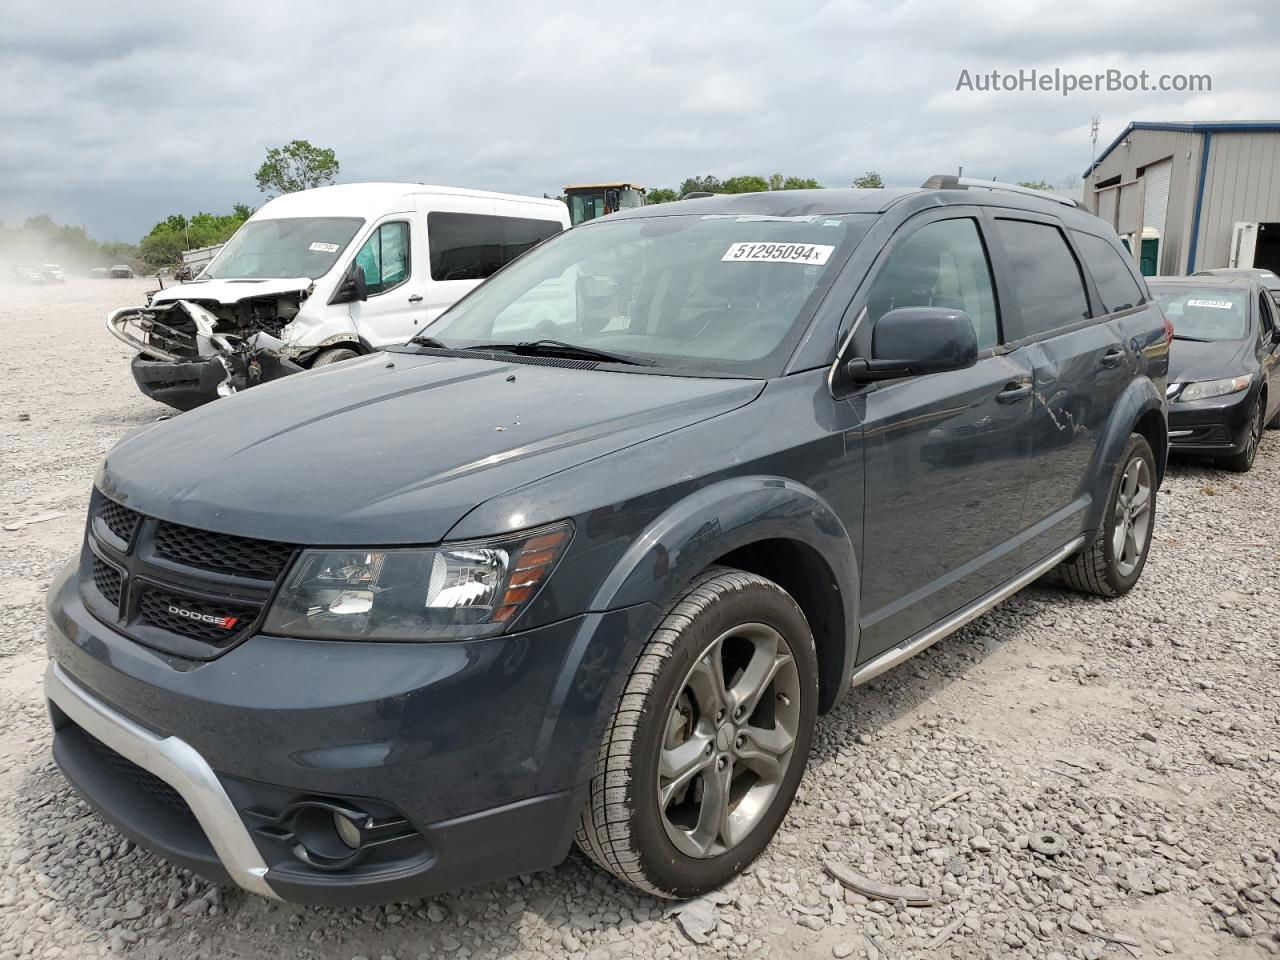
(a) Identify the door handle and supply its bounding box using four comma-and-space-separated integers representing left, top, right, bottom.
996, 381, 1033, 403
1100, 347, 1125, 368
408, 294, 424, 303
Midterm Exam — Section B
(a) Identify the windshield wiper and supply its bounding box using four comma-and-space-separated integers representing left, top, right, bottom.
477, 339, 655, 366
408, 334, 449, 348
1173, 334, 1213, 342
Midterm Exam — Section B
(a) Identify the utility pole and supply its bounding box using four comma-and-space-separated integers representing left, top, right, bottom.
1089, 116, 1100, 177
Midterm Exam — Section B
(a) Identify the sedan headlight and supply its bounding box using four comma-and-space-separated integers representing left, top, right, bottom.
1173, 375, 1252, 403
262, 523, 571, 641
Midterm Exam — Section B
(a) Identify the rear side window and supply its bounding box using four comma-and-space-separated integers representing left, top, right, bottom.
353, 221, 410, 296
1072, 231, 1144, 313
863, 217, 1001, 349
1260, 291, 1276, 338
428, 213, 562, 282
994, 219, 1090, 338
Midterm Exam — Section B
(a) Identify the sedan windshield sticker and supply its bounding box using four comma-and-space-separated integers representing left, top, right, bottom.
721, 242, 835, 265
1186, 298, 1233, 309
308, 241, 340, 253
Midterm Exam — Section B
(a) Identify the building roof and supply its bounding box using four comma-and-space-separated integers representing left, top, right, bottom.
1085, 121, 1280, 178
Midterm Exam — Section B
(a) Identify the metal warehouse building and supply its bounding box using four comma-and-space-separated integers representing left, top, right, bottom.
1082, 121, 1280, 277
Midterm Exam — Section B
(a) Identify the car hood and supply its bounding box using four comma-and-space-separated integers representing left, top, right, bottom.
149, 276, 313, 305
1168, 337, 1251, 384
98, 352, 763, 544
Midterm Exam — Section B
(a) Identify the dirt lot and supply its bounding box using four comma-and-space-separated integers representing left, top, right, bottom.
0, 280, 1277, 960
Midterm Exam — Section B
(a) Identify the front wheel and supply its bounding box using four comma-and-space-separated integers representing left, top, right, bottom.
310, 346, 360, 368
575, 568, 818, 899
1219, 396, 1264, 472
1056, 433, 1156, 597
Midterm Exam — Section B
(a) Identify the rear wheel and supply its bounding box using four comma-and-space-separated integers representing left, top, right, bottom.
1056, 433, 1156, 597
575, 568, 818, 898
311, 347, 360, 368
1219, 397, 1265, 472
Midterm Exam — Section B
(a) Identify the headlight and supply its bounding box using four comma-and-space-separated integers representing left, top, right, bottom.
1173, 375, 1251, 402
262, 523, 571, 641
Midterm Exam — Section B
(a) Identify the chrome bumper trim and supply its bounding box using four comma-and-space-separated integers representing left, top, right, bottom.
44, 661, 278, 899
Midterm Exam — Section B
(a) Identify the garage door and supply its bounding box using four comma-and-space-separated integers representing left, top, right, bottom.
1142, 160, 1171, 233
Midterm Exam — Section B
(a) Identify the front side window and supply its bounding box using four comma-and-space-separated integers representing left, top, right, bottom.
863, 217, 1001, 350
203, 217, 364, 280
994, 219, 1091, 338
418, 213, 875, 377
1148, 283, 1248, 341
1073, 230, 1145, 314
1259, 291, 1276, 338
428, 213, 562, 282
353, 221, 411, 296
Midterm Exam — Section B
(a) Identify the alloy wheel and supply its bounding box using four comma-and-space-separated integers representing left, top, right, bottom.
1245, 400, 1264, 466
1112, 455, 1153, 578
657, 623, 801, 859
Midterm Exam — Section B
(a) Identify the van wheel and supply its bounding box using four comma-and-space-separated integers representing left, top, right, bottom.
1055, 433, 1156, 598
575, 567, 817, 899
311, 347, 360, 368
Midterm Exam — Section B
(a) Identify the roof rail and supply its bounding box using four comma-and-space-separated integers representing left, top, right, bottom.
921, 175, 1084, 209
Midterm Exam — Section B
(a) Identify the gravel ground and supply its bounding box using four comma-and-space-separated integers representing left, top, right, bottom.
1, 279, 1277, 960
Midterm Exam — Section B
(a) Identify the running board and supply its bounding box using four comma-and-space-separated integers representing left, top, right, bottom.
848, 535, 1086, 688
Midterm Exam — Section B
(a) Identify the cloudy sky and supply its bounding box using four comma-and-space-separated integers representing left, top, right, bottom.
3, 0, 1278, 242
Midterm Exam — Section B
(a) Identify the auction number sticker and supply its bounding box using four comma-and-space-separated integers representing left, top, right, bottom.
721, 242, 835, 265
309, 241, 340, 253
1186, 298, 1233, 309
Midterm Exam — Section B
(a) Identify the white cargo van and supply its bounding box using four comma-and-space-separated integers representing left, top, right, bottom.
108, 182, 569, 410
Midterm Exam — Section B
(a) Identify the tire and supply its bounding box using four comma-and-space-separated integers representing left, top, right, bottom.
1219, 397, 1265, 472
575, 567, 818, 899
311, 347, 360, 368
1056, 433, 1156, 598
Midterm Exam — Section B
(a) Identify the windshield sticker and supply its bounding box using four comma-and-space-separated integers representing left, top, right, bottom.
308, 241, 340, 254
1186, 298, 1234, 309
722, 242, 835, 265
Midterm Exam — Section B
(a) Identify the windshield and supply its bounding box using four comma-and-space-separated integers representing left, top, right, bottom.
203, 217, 364, 280
1149, 284, 1249, 341
417, 213, 872, 376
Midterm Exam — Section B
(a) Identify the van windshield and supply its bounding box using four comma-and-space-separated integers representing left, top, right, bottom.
417, 213, 873, 377
203, 217, 364, 280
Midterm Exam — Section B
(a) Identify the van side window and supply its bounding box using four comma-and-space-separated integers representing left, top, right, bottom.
994, 219, 1090, 337
428, 213, 562, 282
864, 218, 1000, 349
1072, 230, 1144, 314
353, 222, 410, 296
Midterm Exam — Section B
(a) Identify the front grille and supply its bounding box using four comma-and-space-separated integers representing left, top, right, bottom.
97, 498, 141, 544
154, 522, 296, 581
83, 731, 193, 817
91, 557, 122, 607
137, 588, 259, 647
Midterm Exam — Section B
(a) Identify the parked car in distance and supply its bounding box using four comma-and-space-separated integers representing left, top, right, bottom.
41, 263, 67, 283
87, 266, 111, 279
109, 264, 134, 278
46, 179, 1168, 906
1149, 275, 1280, 471
11, 263, 46, 285
105, 182, 570, 411
1194, 266, 1280, 304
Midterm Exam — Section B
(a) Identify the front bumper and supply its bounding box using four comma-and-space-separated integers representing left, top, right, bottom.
46, 561, 652, 904
131, 351, 305, 412
1167, 388, 1256, 453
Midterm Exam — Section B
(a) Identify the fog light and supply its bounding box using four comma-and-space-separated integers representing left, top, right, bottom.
333, 811, 362, 849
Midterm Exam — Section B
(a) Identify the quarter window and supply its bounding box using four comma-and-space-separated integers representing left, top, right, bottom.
863, 218, 1001, 349
428, 213, 563, 282
353, 221, 410, 296
1072, 230, 1144, 314
994, 219, 1091, 338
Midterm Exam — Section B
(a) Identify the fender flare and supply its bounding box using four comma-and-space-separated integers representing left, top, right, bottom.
1085, 378, 1167, 531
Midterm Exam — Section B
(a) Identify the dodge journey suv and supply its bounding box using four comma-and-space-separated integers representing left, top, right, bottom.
46, 178, 1169, 905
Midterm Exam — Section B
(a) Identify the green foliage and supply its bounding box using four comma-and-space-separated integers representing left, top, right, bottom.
0, 214, 139, 270
255, 139, 340, 196
1016, 180, 1055, 190
719, 175, 771, 194
646, 188, 680, 204
852, 171, 884, 189
678, 175, 723, 195
138, 206, 254, 267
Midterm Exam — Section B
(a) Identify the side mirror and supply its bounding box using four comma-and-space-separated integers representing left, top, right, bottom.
331, 262, 368, 304
844, 307, 979, 383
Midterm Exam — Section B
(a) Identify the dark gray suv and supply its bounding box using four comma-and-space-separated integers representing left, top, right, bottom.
45, 179, 1169, 906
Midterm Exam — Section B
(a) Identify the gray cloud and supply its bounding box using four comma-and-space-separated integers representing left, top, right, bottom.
2, 0, 1277, 241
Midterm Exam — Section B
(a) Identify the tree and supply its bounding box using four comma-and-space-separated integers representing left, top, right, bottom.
781, 176, 821, 190
137, 205, 255, 266
646, 188, 680, 204
1016, 179, 1055, 190
678, 175, 722, 195
720, 175, 771, 194
255, 139, 340, 196
852, 171, 884, 189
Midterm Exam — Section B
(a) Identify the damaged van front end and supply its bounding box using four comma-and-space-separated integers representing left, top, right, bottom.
107, 280, 319, 411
